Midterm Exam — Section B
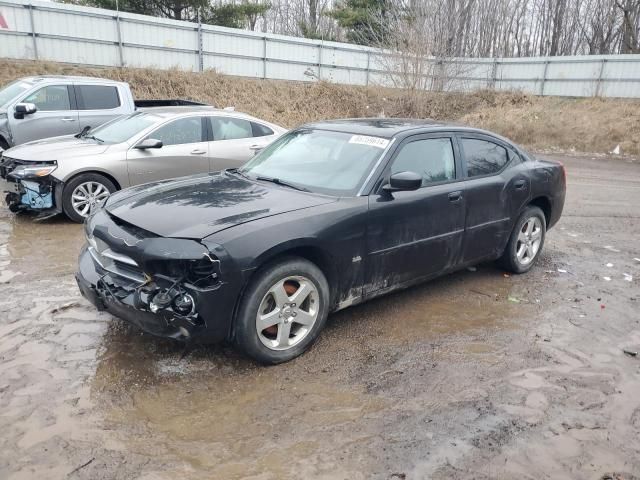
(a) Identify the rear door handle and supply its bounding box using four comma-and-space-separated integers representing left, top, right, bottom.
448, 191, 463, 202
514, 179, 526, 190
61, 117, 76, 122
249, 144, 264, 151
190, 149, 207, 155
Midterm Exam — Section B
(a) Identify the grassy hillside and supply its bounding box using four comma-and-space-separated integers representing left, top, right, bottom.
1, 59, 638, 156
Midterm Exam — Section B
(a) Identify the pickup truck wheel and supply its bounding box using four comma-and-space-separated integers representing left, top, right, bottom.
0, 137, 9, 151
500, 206, 546, 274
235, 257, 330, 364
62, 173, 116, 223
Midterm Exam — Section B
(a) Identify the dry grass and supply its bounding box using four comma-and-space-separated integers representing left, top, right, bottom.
1, 59, 638, 155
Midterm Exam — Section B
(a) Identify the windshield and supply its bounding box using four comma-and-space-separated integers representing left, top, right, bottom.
0, 80, 33, 109
87, 111, 161, 144
240, 129, 388, 196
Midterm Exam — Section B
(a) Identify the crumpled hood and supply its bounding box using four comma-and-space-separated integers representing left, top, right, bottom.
106, 172, 337, 240
4, 135, 111, 160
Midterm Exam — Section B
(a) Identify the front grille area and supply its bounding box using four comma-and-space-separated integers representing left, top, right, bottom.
87, 235, 146, 283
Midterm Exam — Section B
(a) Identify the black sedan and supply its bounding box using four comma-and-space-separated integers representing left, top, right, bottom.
76, 119, 566, 364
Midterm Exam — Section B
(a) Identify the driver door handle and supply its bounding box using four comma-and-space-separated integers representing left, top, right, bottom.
448, 191, 463, 202
190, 149, 207, 155
61, 117, 76, 122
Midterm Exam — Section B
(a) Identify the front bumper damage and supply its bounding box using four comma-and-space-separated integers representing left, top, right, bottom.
76, 209, 240, 343
0, 156, 62, 215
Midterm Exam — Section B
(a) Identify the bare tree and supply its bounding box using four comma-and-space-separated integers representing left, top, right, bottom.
616, 0, 640, 52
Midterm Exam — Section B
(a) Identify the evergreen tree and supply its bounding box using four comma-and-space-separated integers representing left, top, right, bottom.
328, 0, 391, 45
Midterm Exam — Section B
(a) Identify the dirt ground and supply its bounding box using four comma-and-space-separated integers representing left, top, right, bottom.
0, 153, 639, 480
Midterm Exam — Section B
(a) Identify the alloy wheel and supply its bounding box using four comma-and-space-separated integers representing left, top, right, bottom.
71, 181, 110, 218
256, 275, 319, 351
516, 216, 542, 265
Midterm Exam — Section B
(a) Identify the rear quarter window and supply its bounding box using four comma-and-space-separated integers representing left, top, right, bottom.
251, 122, 274, 137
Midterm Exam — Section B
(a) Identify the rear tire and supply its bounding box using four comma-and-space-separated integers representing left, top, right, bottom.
62, 173, 116, 223
499, 206, 546, 274
234, 256, 330, 364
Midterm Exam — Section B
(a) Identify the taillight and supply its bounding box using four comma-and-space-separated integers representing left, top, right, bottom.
557, 161, 566, 182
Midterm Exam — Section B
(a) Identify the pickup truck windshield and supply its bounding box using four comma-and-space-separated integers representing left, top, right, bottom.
0, 80, 33, 109
88, 111, 161, 144
240, 129, 387, 196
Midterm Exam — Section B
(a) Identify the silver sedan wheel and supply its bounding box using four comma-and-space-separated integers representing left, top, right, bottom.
71, 181, 110, 218
256, 275, 319, 351
516, 216, 542, 265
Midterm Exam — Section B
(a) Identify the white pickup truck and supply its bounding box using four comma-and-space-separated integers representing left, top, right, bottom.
0, 75, 202, 151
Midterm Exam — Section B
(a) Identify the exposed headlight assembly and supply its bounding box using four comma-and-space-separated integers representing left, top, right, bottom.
10, 162, 57, 179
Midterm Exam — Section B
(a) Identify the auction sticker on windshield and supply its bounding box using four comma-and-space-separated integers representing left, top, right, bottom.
348, 135, 390, 149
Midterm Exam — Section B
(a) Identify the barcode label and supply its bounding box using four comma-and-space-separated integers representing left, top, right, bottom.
348, 135, 390, 149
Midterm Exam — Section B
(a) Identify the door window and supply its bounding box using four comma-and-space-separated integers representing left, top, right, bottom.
23, 85, 71, 111
148, 117, 203, 146
461, 138, 509, 177
76, 85, 121, 110
390, 138, 455, 186
210, 117, 253, 140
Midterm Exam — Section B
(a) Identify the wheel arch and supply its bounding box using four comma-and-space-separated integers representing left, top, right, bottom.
0, 134, 10, 150
62, 169, 122, 191
228, 240, 338, 341
528, 196, 552, 226
250, 241, 337, 302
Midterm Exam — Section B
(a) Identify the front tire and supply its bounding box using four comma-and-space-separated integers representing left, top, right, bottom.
62, 173, 116, 223
235, 257, 330, 364
500, 206, 546, 274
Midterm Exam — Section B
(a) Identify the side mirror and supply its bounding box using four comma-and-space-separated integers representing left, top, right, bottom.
14, 102, 37, 119
135, 138, 163, 150
383, 171, 422, 192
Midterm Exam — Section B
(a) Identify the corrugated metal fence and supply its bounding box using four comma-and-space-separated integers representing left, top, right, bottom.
1, 0, 640, 98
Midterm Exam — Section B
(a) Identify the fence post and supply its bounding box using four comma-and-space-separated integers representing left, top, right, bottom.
539, 59, 550, 95
317, 43, 322, 81
262, 37, 267, 79
595, 58, 607, 97
195, 10, 203, 72
115, 14, 124, 67
365, 51, 371, 87
27, 4, 38, 60
490, 57, 498, 90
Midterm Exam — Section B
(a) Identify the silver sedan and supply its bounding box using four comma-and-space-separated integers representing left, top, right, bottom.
0, 107, 286, 222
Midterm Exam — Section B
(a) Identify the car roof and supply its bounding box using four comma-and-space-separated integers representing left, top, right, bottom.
21, 75, 126, 84
302, 118, 494, 139
136, 106, 260, 119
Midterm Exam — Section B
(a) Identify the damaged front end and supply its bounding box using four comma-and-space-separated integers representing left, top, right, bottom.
0, 155, 61, 215
77, 209, 237, 343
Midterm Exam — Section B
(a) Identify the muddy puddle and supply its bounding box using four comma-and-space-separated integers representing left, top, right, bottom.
82, 264, 525, 479
0, 212, 83, 281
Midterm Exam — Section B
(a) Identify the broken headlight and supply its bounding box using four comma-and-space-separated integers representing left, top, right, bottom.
149, 257, 221, 289
10, 162, 57, 179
